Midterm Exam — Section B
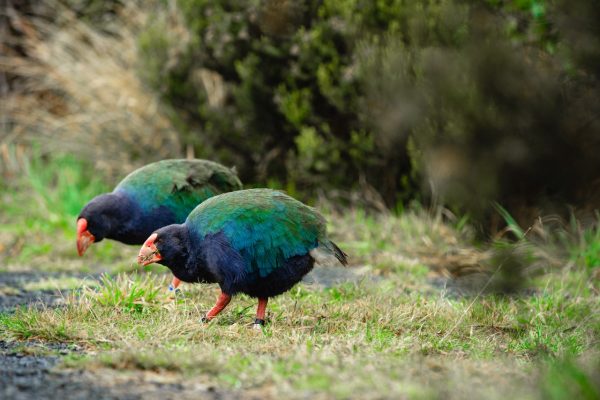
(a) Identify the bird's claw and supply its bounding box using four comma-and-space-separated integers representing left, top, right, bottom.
253, 318, 265, 330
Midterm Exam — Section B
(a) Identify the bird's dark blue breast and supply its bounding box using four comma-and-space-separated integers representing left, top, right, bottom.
237, 254, 315, 298
198, 230, 315, 298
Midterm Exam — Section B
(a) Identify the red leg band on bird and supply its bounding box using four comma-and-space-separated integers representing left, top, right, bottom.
205, 292, 232, 320
256, 298, 268, 321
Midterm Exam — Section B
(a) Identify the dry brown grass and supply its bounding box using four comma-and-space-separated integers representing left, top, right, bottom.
324, 206, 486, 276
0, 1, 182, 178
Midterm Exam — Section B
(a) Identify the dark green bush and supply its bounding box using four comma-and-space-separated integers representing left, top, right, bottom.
139, 0, 600, 226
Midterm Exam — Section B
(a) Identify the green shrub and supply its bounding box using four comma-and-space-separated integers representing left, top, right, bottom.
140, 0, 415, 201
138, 0, 600, 222
6, 0, 600, 226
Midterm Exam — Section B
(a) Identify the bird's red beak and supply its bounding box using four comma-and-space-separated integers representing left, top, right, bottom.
76, 218, 95, 256
137, 233, 162, 266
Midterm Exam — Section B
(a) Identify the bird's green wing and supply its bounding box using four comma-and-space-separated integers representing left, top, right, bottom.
188, 189, 326, 277
115, 159, 242, 221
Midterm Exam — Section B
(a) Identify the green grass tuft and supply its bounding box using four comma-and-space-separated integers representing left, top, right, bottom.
91, 273, 164, 313
541, 358, 600, 400
0, 153, 132, 272
579, 224, 600, 269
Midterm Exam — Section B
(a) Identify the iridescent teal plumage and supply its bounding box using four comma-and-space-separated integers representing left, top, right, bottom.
78, 159, 242, 246
115, 159, 242, 221
187, 189, 345, 277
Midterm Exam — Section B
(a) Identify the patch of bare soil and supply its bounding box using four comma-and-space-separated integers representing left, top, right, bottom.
0, 340, 259, 400
0, 271, 76, 312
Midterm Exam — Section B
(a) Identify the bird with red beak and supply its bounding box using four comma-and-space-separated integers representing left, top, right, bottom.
76, 192, 139, 256
133, 189, 348, 328
75, 159, 243, 294
76, 190, 184, 293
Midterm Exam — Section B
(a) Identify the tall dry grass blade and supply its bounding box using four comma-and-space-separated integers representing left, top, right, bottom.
0, 1, 183, 178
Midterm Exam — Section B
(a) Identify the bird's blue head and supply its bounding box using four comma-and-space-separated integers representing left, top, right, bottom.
77, 193, 122, 255
137, 224, 190, 269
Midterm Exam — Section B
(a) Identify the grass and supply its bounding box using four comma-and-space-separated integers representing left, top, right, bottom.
579, 222, 600, 269
0, 156, 599, 398
0, 151, 134, 272
22, 276, 99, 292
1, 263, 598, 398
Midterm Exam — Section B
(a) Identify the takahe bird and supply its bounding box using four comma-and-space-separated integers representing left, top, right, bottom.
77, 159, 242, 292
137, 189, 348, 326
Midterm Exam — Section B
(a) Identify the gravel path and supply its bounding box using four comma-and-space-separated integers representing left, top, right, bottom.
0, 271, 75, 312
0, 339, 241, 400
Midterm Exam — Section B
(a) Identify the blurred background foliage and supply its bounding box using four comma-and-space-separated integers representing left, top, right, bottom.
1, 0, 599, 232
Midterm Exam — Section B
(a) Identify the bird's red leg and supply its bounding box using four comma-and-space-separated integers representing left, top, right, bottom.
255, 298, 268, 326
202, 292, 232, 322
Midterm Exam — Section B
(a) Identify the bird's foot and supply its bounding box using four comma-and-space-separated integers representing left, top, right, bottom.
252, 318, 266, 330
168, 284, 182, 294
164, 285, 182, 301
